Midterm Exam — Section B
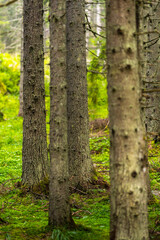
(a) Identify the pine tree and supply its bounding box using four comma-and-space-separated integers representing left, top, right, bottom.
66, 0, 93, 189
22, 0, 48, 188
49, 0, 73, 227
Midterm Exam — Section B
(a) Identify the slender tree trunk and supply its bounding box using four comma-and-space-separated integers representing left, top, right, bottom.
66, 0, 92, 189
22, 0, 48, 188
49, 0, 73, 227
106, 1, 149, 239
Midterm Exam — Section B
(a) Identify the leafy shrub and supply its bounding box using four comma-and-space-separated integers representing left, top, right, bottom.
0, 53, 20, 94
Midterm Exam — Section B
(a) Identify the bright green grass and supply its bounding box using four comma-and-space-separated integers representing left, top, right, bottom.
0, 95, 22, 184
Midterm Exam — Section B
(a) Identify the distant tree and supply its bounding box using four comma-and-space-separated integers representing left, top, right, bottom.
66, 0, 93, 189
0, 0, 22, 53
139, 2, 160, 138
49, 0, 73, 227
106, 0, 149, 239
22, 0, 48, 188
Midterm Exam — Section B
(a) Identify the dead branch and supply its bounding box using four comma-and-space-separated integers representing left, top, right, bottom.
0, 0, 18, 8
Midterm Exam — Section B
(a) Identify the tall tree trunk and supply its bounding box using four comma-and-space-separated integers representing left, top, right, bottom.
136, 1, 152, 201
106, 1, 149, 239
66, 0, 92, 189
49, 0, 73, 227
22, 0, 48, 188
142, 2, 160, 137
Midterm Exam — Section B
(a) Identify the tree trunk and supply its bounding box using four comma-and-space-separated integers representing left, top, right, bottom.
136, 1, 153, 201
49, 0, 73, 227
106, 1, 149, 239
142, 2, 160, 137
22, 0, 48, 188
66, 0, 93, 189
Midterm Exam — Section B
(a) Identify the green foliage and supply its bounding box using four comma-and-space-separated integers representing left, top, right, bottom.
0, 95, 22, 183
87, 41, 108, 120
51, 229, 69, 240
0, 80, 7, 95
90, 134, 110, 182
0, 53, 20, 94
148, 141, 160, 191
5, 233, 11, 240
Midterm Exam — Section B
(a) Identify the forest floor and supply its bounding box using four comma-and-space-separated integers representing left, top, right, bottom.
0, 95, 160, 240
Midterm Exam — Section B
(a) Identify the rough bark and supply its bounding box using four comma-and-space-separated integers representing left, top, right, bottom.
106, 1, 149, 239
136, 1, 153, 201
49, 0, 73, 227
66, 0, 92, 188
22, 0, 48, 188
141, 1, 160, 136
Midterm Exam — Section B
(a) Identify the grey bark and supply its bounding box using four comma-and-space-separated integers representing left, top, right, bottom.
66, 0, 93, 188
140, 1, 160, 136
49, 0, 73, 227
136, 1, 153, 201
22, 0, 48, 188
106, 1, 149, 239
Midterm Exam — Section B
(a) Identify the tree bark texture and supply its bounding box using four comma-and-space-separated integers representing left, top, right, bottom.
66, 0, 92, 188
22, 0, 48, 188
140, 1, 160, 136
106, 1, 149, 239
136, 1, 153, 201
49, 0, 73, 227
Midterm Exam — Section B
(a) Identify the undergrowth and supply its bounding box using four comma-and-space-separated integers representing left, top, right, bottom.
0, 95, 160, 240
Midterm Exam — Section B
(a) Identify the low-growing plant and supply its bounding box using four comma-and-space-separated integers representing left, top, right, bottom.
0, 53, 20, 94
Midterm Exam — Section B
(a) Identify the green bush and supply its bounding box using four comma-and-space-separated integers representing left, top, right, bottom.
0, 53, 20, 94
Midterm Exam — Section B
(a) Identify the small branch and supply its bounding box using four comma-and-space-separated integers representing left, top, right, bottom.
141, 105, 155, 108
143, 81, 160, 84
142, 88, 160, 93
86, 47, 99, 57
70, 186, 87, 195
85, 14, 97, 38
85, 2, 105, 5
0, 31, 12, 35
86, 27, 106, 38
137, 30, 160, 35
0, 0, 18, 8
30, 191, 49, 199
87, 69, 106, 75
148, 155, 158, 158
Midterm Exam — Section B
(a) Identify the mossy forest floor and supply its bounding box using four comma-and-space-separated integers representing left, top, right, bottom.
0, 95, 160, 240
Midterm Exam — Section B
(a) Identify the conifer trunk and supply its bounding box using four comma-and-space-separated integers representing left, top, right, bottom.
22, 0, 48, 188
106, 1, 149, 239
141, 2, 160, 136
136, 1, 152, 200
66, 0, 92, 188
49, 0, 73, 227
